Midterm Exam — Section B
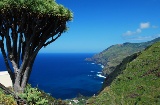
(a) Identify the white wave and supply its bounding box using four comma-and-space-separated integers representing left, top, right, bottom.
97, 64, 104, 68
101, 82, 103, 84
90, 71, 95, 72
97, 72, 102, 74
88, 75, 92, 77
91, 63, 95, 64
101, 65, 104, 68
97, 74, 106, 78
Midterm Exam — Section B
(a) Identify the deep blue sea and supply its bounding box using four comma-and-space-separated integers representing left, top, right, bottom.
0, 53, 105, 99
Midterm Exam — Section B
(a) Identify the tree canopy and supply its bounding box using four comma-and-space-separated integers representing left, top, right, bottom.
0, 0, 72, 20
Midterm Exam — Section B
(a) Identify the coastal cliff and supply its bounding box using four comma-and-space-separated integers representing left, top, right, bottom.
86, 37, 160, 75
87, 41, 160, 105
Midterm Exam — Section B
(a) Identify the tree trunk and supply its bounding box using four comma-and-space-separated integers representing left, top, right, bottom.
12, 48, 38, 94
13, 80, 22, 94
13, 71, 31, 93
13, 63, 33, 93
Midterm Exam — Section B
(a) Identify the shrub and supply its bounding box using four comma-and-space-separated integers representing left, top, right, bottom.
19, 84, 48, 105
19, 84, 67, 105
0, 88, 17, 105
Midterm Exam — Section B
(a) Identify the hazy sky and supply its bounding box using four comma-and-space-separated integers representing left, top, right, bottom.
41, 0, 160, 53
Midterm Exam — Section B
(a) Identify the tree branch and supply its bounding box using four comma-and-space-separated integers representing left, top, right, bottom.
41, 18, 58, 39
11, 15, 18, 63
44, 33, 61, 47
43, 22, 66, 46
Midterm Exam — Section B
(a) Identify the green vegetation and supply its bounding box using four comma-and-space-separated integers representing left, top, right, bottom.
86, 37, 160, 75
0, 88, 17, 105
19, 84, 67, 105
101, 52, 139, 89
0, 84, 67, 105
87, 42, 160, 105
19, 84, 48, 105
0, 0, 72, 20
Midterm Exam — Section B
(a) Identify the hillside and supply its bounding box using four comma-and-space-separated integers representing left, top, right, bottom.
86, 37, 160, 75
87, 42, 160, 105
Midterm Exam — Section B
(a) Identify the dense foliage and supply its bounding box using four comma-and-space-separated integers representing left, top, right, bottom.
87, 42, 160, 105
0, 0, 72, 20
19, 84, 67, 105
0, 85, 68, 105
19, 84, 48, 105
0, 88, 17, 105
87, 37, 160, 75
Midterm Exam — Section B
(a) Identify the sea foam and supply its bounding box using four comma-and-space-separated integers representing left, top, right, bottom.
98, 64, 104, 68
97, 74, 106, 78
101, 65, 104, 68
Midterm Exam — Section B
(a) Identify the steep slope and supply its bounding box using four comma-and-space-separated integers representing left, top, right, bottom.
86, 37, 160, 75
87, 42, 160, 105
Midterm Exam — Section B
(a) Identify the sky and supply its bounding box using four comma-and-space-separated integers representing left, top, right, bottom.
40, 0, 160, 53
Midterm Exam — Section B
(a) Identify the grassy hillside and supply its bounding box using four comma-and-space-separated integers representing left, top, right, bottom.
87, 42, 160, 105
86, 37, 160, 75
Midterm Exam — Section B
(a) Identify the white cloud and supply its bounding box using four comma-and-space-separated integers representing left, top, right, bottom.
123, 22, 151, 36
140, 22, 150, 29
136, 28, 141, 33
125, 34, 160, 41
123, 28, 142, 36
123, 31, 133, 36
122, 22, 160, 41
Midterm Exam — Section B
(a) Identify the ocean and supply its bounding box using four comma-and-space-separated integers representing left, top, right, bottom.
0, 53, 105, 99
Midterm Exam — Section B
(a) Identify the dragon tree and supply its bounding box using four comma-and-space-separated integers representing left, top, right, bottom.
0, 0, 72, 93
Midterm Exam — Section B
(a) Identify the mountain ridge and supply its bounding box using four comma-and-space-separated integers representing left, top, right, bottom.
86, 37, 160, 75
